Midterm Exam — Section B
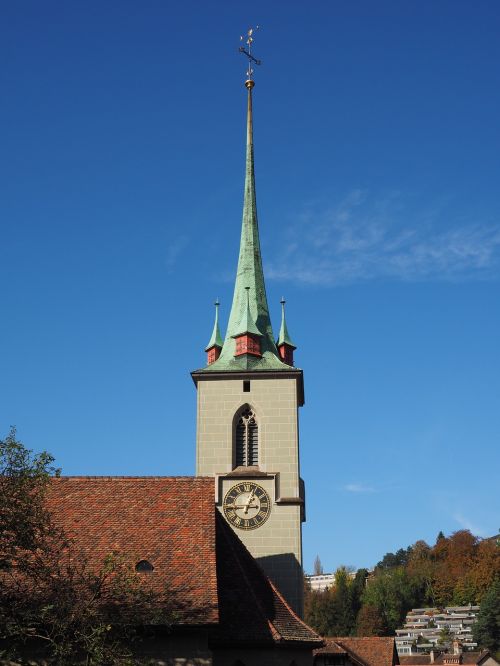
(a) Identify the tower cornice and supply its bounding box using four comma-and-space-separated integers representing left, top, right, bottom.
190, 368, 305, 407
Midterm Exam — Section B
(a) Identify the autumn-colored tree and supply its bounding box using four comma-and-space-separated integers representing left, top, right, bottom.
356, 604, 387, 636
467, 540, 500, 602
310, 529, 498, 639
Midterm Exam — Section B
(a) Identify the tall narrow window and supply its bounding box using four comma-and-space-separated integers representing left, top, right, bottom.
235, 406, 258, 467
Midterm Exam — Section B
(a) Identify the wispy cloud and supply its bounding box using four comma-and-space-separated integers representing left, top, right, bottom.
453, 512, 487, 537
267, 190, 500, 285
165, 235, 189, 273
344, 483, 376, 493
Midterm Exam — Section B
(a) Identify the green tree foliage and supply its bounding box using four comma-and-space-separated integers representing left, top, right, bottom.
473, 578, 500, 653
376, 547, 413, 571
0, 429, 172, 664
438, 626, 452, 646
349, 569, 368, 622
331, 567, 355, 635
305, 566, 367, 637
0, 426, 59, 571
361, 567, 417, 634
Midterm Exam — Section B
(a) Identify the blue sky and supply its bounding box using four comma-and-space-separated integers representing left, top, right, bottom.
1, 1, 499, 573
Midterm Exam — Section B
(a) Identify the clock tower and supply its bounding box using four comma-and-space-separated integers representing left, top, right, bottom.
191, 66, 306, 616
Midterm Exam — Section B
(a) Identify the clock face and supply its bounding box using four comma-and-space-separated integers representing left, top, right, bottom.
223, 482, 271, 530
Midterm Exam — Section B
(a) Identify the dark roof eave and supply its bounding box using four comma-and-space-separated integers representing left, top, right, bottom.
210, 637, 324, 649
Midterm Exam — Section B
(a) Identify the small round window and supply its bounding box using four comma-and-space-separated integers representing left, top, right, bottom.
135, 559, 154, 573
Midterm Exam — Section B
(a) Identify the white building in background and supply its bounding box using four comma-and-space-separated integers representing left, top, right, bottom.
305, 569, 367, 592
395, 606, 481, 656
306, 573, 337, 592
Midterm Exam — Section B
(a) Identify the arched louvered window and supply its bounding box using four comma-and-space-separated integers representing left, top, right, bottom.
235, 406, 258, 467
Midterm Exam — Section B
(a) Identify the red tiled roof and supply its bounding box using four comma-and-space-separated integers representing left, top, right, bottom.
315, 637, 399, 666
400, 652, 492, 666
46, 477, 218, 625
214, 511, 323, 646
45, 476, 322, 646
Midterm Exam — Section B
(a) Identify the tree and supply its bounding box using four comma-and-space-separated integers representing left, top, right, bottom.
304, 566, 359, 637
305, 589, 335, 637
438, 626, 452, 646
473, 578, 500, 653
349, 569, 368, 623
331, 567, 355, 635
0, 426, 59, 571
466, 539, 500, 602
314, 555, 324, 575
362, 567, 417, 634
376, 547, 413, 571
406, 540, 435, 607
0, 429, 171, 664
356, 605, 387, 636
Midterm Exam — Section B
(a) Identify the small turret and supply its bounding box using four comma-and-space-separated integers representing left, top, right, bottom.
205, 299, 223, 365
277, 298, 296, 366
232, 287, 262, 357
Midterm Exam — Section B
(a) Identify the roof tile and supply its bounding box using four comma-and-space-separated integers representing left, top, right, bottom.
315, 637, 399, 666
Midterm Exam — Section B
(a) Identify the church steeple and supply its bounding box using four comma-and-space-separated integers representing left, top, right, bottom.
192, 31, 306, 616
199, 72, 291, 372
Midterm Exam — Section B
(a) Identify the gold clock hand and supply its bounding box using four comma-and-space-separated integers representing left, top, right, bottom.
243, 489, 256, 514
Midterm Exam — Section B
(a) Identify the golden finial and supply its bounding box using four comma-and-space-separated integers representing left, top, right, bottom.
239, 26, 261, 87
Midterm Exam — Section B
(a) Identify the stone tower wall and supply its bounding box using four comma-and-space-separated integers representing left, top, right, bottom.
195, 375, 304, 614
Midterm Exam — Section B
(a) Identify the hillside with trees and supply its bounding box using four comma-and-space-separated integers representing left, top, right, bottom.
305, 531, 500, 646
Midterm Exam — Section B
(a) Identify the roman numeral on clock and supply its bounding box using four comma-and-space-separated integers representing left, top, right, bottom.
222, 482, 271, 530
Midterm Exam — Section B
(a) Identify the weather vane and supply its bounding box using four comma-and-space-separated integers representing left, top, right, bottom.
239, 26, 261, 81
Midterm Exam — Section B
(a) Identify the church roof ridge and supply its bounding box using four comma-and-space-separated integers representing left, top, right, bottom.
51, 475, 214, 481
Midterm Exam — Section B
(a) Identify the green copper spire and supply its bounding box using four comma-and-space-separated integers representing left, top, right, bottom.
199, 78, 289, 372
205, 299, 224, 351
277, 298, 296, 348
